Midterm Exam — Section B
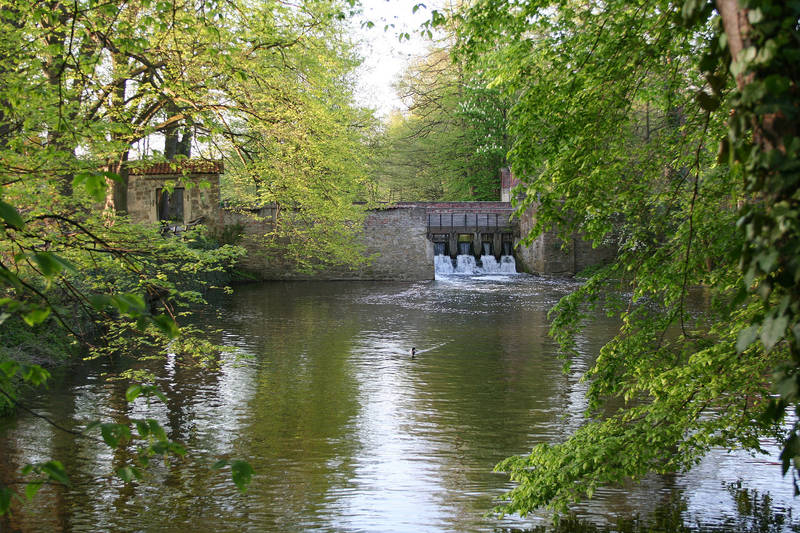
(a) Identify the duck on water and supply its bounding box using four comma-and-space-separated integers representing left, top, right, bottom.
410, 342, 449, 359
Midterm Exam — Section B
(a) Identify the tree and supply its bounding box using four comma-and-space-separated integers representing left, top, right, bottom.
372, 16, 509, 201
0, 0, 371, 514
453, 0, 800, 517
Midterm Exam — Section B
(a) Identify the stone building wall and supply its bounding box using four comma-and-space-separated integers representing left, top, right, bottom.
127, 161, 223, 230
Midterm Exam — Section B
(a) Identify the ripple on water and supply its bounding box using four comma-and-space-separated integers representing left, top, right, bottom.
1, 276, 799, 532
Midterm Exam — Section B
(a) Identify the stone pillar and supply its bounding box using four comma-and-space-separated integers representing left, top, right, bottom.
493, 232, 502, 259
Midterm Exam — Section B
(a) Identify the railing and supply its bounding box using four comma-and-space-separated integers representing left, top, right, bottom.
427, 212, 515, 232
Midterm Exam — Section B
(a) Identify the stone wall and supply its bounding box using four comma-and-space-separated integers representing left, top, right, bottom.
515, 203, 616, 275
354, 207, 433, 280
221, 206, 433, 281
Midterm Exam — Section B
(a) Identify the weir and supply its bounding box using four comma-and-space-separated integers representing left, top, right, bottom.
420, 201, 519, 276
126, 162, 615, 280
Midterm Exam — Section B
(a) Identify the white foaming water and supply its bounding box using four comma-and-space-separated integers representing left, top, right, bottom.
480, 255, 500, 272
436, 255, 517, 276
455, 255, 478, 274
481, 255, 517, 274
434, 255, 454, 275
500, 255, 516, 273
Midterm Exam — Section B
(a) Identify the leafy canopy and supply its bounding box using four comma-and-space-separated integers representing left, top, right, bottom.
0, 0, 372, 514
455, 0, 800, 517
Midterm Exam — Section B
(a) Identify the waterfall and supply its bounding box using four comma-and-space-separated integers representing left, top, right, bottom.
434, 239, 516, 276
480, 255, 500, 273
434, 254, 454, 275
500, 255, 517, 273
455, 255, 478, 274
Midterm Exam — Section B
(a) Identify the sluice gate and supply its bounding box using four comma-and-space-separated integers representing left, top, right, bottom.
420, 202, 518, 261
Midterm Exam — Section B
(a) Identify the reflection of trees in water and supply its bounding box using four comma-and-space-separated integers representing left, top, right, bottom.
3, 281, 799, 532
402, 302, 628, 530
221, 282, 363, 530
521, 484, 800, 532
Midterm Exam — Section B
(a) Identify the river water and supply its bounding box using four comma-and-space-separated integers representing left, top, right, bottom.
1, 274, 799, 531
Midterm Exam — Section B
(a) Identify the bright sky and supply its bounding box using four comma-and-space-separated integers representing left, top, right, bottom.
351, 1, 434, 118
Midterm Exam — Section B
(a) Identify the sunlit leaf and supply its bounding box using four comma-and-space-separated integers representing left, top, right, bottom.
126, 384, 143, 403
0, 360, 20, 378
24, 482, 42, 500
22, 307, 50, 326
151, 314, 180, 338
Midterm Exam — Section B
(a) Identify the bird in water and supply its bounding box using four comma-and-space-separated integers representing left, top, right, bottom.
409, 342, 448, 359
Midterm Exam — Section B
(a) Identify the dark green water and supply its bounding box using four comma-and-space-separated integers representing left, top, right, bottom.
1, 276, 798, 531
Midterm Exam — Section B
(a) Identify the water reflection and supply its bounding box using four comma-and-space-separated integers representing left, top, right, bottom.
1, 276, 799, 531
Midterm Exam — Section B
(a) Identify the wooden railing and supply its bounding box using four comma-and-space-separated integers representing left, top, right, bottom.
427, 212, 515, 232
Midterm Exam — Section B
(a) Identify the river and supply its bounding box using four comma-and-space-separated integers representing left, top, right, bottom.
1, 274, 799, 531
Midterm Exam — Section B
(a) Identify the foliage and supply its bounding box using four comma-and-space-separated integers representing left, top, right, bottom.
0, 0, 372, 515
454, 0, 800, 518
214, 0, 375, 271
372, 22, 509, 201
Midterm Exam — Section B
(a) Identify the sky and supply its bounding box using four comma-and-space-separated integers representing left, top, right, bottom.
351, 1, 435, 118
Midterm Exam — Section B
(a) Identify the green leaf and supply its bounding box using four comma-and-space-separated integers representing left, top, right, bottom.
736, 325, 759, 353
168, 442, 186, 456
0, 267, 22, 291
762, 313, 789, 350
126, 384, 143, 403
151, 314, 180, 338
100, 423, 131, 448
134, 385, 168, 404
117, 466, 140, 482
147, 419, 167, 441
0, 200, 24, 230
0, 486, 13, 515
111, 293, 147, 315
231, 460, 254, 493
72, 171, 110, 202
133, 419, 149, 437
0, 360, 20, 378
87, 294, 112, 310
22, 307, 50, 326
24, 482, 42, 500
41, 461, 69, 486
212, 459, 229, 470
32, 252, 75, 277
22, 364, 50, 386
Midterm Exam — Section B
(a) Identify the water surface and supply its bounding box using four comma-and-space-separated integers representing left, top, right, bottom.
1, 275, 798, 531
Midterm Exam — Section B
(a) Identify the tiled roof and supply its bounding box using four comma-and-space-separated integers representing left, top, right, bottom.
129, 160, 223, 175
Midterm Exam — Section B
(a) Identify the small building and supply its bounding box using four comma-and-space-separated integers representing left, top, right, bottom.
127, 160, 223, 230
